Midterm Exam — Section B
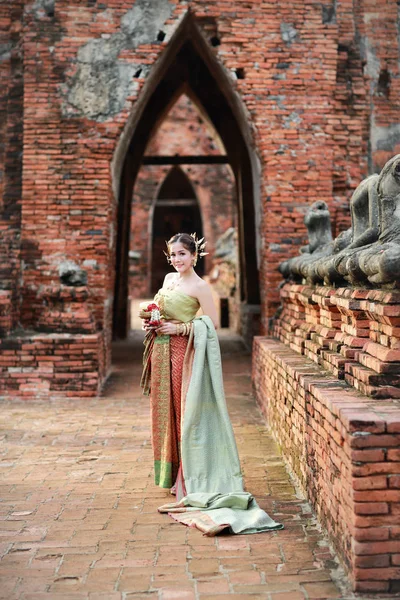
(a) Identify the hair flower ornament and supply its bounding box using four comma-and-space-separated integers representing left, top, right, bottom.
190, 232, 209, 266
190, 232, 208, 257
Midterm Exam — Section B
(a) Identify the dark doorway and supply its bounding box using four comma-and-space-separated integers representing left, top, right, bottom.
151, 167, 204, 293
112, 14, 260, 340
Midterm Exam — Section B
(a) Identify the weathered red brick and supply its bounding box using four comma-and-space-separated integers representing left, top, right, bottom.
353, 540, 400, 556
354, 554, 390, 568
352, 476, 387, 490
354, 502, 389, 515
352, 527, 390, 542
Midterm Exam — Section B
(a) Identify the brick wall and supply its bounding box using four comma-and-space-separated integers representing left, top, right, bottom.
253, 336, 400, 594
273, 285, 400, 399
0, 1, 23, 330
253, 283, 400, 593
0, 0, 399, 396
15, 0, 400, 331
0, 332, 105, 397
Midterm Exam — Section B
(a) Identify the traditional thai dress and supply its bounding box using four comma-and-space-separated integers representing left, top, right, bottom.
141, 288, 199, 489
141, 287, 283, 536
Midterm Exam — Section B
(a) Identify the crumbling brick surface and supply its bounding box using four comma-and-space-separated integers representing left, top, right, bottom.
273, 284, 400, 399
0, 0, 399, 396
0, 0, 23, 328
2, 2, 400, 593
0, 332, 105, 397
253, 334, 400, 594
257, 283, 400, 592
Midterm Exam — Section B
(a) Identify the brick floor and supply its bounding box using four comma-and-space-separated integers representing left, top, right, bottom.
0, 331, 366, 599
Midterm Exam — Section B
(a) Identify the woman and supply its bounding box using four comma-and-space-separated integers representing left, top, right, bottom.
141, 233, 282, 535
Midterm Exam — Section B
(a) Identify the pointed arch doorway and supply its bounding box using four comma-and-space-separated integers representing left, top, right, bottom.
151, 167, 204, 294
112, 13, 261, 342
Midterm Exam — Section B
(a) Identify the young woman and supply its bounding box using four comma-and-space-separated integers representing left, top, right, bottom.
141, 233, 282, 536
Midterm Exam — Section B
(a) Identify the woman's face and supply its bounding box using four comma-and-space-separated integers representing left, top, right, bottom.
169, 242, 194, 275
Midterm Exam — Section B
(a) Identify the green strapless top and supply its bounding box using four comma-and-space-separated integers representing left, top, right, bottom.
155, 288, 200, 322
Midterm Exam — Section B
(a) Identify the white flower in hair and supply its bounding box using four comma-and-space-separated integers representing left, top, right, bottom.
190, 232, 209, 258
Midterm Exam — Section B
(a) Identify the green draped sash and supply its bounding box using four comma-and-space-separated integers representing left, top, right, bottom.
159, 316, 283, 536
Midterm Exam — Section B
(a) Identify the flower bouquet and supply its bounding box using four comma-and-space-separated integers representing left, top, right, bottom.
139, 302, 161, 328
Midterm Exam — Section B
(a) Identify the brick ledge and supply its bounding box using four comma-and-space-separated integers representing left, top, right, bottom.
255, 336, 400, 432
253, 336, 400, 594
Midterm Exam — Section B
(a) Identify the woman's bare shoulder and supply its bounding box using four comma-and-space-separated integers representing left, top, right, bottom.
192, 277, 218, 326
164, 272, 176, 281
161, 272, 177, 287
193, 277, 211, 295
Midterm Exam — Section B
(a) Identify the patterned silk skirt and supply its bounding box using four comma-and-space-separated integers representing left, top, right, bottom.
150, 334, 189, 489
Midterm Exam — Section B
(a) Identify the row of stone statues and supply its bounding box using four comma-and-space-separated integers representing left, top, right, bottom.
279, 154, 400, 287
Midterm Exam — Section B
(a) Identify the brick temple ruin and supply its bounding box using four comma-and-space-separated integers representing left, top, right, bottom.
2, 0, 400, 593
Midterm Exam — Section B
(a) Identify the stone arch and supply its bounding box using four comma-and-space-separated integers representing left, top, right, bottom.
112, 12, 261, 339
150, 166, 204, 294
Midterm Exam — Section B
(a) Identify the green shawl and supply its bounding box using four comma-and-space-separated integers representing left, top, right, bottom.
159, 316, 283, 536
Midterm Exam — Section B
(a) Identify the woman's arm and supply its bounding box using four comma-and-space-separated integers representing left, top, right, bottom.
196, 281, 218, 328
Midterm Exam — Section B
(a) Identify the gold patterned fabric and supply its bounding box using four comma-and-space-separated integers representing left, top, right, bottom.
141, 289, 200, 489
155, 288, 199, 323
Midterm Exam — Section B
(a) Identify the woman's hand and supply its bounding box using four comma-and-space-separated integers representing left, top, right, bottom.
156, 321, 178, 336
142, 319, 153, 331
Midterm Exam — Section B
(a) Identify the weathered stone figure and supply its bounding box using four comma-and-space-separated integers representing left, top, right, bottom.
313, 173, 379, 284
214, 227, 237, 263
279, 155, 400, 288
209, 227, 237, 299
347, 154, 400, 286
279, 200, 333, 281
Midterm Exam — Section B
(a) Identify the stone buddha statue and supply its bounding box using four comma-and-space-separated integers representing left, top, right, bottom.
279, 200, 333, 282
314, 173, 379, 285
347, 154, 400, 286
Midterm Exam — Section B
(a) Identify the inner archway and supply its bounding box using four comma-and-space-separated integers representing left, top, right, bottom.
112, 13, 260, 342
151, 167, 204, 294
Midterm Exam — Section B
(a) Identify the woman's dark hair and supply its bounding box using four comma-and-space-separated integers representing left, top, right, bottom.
167, 233, 196, 255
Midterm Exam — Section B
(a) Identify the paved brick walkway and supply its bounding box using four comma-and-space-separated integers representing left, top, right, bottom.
0, 332, 358, 599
